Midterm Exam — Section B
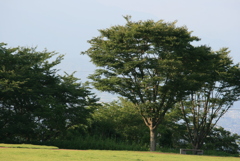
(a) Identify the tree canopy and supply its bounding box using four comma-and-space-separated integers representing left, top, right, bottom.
82, 16, 224, 151
0, 44, 99, 142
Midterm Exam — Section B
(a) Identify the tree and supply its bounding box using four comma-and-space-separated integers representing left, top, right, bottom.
0, 44, 99, 142
82, 16, 218, 151
178, 48, 240, 151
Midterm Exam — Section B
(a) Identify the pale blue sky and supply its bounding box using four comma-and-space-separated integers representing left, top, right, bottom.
2, 0, 239, 72
1, 0, 240, 101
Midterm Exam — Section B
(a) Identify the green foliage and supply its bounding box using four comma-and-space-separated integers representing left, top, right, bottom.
89, 98, 149, 144
203, 150, 240, 157
83, 16, 205, 105
0, 43, 27, 92
0, 44, 99, 142
156, 107, 188, 149
47, 135, 148, 151
204, 127, 240, 154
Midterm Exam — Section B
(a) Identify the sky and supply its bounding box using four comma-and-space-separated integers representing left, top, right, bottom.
1, 0, 240, 132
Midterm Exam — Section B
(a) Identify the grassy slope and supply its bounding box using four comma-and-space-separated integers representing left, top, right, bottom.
0, 148, 239, 161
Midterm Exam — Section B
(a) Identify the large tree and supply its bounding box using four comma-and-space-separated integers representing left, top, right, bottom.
178, 48, 240, 151
83, 16, 219, 151
0, 44, 99, 142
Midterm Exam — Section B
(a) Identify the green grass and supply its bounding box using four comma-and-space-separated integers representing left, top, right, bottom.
0, 145, 239, 161
0, 143, 58, 149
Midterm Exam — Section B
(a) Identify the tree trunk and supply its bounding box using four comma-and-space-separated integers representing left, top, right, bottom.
149, 127, 157, 151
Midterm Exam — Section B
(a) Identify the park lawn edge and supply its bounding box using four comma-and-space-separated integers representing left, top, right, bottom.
0, 143, 239, 158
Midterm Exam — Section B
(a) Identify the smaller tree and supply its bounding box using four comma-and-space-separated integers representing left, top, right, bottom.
156, 106, 188, 149
204, 127, 240, 154
178, 48, 240, 151
90, 98, 148, 144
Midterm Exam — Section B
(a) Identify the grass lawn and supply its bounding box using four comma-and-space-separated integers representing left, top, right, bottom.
0, 144, 239, 161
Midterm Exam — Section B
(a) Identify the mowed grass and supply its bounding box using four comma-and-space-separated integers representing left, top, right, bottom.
0, 144, 239, 161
